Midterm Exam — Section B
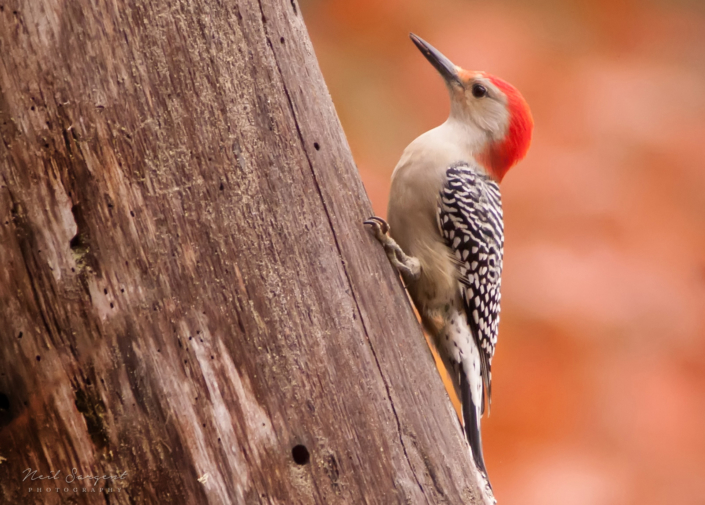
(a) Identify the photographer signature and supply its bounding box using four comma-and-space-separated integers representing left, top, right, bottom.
23, 468, 128, 486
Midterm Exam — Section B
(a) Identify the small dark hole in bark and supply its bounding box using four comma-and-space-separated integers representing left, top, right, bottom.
202, 423, 206, 427
110, 303, 114, 308
313, 142, 320, 150
85, 378, 91, 386
36, 355, 41, 362
0, 393, 9, 410
210, 355, 214, 360
130, 211, 135, 217
121, 288, 125, 292
69, 204, 91, 255
31, 106, 35, 111
292, 445, 310, 465
290, 0, 297, 14
71, 268, 75, 272
184, 360, 188, 364
189, 336, 192, 341
103, 288, 108, 294
18, 331, 22, 339
157, 349, 161, 353
280, 37, 285, 44
219, 183, 224, 191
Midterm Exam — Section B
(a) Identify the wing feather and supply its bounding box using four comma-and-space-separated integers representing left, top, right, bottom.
437, 162, 503, 414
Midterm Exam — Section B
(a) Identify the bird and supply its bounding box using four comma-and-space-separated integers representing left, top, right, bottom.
365, 33, 533, 503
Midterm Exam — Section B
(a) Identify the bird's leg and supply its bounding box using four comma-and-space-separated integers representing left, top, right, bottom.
364, 216, 421, 281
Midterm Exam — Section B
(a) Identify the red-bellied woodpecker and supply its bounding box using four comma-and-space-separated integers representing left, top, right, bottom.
365, 34, 533, 503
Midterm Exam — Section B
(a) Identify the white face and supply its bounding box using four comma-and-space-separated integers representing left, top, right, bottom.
448, 72, 510, 143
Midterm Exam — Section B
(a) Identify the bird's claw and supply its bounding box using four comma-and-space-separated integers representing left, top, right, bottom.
364, 215, 421, 281
364, 216, 392, 245
363, 216, 390, 235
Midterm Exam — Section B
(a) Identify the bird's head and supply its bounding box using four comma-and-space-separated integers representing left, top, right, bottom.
410, 33, 533, 183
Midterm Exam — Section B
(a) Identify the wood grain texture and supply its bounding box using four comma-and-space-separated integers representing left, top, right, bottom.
0, 0, 483, 503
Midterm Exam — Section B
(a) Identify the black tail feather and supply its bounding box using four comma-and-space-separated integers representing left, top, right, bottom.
460, 366, 491, 485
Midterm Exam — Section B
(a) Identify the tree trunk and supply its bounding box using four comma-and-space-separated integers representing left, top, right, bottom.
0, 0, 484, 503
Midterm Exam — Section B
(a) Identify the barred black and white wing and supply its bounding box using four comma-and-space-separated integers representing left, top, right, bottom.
437, 162, 504, 413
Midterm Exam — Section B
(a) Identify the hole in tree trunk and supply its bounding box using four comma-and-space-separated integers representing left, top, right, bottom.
0, 393, 12, 428
292, 444, 310, 465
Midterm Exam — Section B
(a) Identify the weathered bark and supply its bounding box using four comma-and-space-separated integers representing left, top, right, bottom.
0, 0, 483, 503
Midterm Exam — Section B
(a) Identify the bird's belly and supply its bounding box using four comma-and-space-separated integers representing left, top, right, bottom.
406, 239, 460, 336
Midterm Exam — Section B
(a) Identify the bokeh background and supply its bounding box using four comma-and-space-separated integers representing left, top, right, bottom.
299, 0, 705, 504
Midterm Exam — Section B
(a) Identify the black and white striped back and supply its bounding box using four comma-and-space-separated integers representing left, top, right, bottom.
437, 162, 504, 412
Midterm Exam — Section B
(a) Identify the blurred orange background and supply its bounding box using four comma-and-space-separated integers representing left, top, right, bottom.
300, 0, 705, 503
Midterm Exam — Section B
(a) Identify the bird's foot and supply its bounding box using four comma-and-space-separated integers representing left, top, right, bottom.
364, 216, 421, 281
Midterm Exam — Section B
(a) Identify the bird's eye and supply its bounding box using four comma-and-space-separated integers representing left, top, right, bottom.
472, 83, 487, 98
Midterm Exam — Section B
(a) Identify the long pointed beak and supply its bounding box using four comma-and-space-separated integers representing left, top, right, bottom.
409, 33, 462, 86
